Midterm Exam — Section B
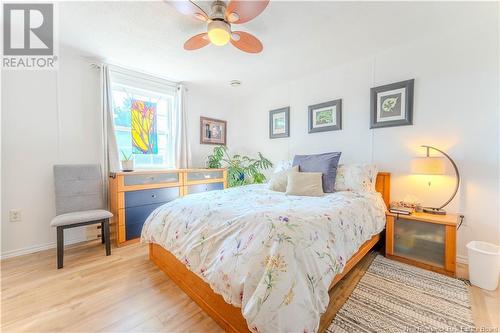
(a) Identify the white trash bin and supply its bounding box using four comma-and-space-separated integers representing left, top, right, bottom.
466, 241, 500, 291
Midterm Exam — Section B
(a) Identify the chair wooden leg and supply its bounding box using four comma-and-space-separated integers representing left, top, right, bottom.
57, 227, 64, 269
103, 219, 111, 256
101, 220, 105, 244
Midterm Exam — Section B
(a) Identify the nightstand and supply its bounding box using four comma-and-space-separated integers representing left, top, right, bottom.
385, 212, 458, 277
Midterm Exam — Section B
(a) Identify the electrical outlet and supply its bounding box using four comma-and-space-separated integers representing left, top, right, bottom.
9, 209, 21, 222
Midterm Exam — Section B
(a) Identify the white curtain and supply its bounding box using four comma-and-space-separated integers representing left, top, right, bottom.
173, 84, 191, 168
102, 64, 189, 170
101, 64, 121, 173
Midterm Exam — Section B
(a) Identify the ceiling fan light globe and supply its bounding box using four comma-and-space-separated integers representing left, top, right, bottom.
207, 21, 231, 46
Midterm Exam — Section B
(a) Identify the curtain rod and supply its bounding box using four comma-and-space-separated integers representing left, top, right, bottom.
89, 61, 183, 88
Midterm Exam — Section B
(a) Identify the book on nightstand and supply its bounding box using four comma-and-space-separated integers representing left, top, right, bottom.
389, 207, 414, 215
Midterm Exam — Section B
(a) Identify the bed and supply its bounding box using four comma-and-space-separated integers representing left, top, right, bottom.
142, 172, 390, 333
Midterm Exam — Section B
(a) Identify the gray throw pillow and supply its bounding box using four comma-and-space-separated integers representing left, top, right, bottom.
292, 152, 342, 193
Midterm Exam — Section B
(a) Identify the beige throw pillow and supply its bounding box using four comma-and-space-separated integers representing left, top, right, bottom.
268, 166, 299, 192
285, 172, 324, 197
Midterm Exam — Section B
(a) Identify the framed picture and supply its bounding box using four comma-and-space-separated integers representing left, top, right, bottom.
308, 99, 342, 133
370, 79, 414, 128
200, 116, 227, 145
269, 107, 290, 139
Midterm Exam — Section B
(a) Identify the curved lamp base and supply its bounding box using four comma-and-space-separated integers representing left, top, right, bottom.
420, 145, 460, 215
423, 207, 447, 215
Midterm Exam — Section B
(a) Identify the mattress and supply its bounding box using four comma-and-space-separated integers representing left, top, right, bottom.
142, 184, 386, 333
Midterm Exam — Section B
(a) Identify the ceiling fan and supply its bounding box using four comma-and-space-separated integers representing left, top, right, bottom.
169, 0, 269, 53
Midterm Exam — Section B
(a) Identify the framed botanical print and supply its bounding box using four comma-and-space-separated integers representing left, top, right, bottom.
200, 116, 227, 145
269, 107, 290, 139
308, 99, 342, 133
370, 79, 414, 128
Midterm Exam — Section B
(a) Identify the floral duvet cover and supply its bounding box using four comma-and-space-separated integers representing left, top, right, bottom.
141, 184, 386, 333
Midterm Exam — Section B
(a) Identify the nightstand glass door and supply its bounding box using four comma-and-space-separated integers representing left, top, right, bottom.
394, 218, 445, 268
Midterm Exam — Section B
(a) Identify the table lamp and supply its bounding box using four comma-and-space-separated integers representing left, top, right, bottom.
411, 145, 460, 215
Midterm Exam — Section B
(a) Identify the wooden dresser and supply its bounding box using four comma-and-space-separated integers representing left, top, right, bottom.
109, 169, 227, 247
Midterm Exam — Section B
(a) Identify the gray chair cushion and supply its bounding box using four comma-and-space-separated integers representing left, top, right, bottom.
50, 209, 113, 227
292, 152, 342, 193
53, 164, 105, 215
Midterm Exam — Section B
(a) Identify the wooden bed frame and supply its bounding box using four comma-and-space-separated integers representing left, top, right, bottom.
149, 172, 391, 333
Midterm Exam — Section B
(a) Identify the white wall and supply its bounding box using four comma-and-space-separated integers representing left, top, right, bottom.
1, 47, 103, 257
185, 83, 236, 168
0, 48, 231, 257
227, 16, 499, 259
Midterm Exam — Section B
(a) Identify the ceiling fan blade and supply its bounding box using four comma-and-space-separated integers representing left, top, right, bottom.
225, 0, 269, 24
184, 33, 210, 50
230, 31, 263, 53
169, 0, 208, 22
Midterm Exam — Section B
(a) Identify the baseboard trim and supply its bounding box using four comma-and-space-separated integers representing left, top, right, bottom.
1, 235, 90, 260
456, 254, 468, 264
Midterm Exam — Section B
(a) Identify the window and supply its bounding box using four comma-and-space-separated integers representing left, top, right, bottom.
110, 69, 178, 169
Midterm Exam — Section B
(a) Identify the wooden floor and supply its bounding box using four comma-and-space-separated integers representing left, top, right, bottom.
1, 241, 499, 332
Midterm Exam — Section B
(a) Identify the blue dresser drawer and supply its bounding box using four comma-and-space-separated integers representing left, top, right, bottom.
125, 222, 144, 241
186, 182, 224, 195
125, 187, 179, 208
125, 202, 164, 240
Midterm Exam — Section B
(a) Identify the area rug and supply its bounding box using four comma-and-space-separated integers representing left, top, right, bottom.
328, 255, 475, 333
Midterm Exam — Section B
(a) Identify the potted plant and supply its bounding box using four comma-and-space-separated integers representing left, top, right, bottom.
207, 146, 273, 187
121, 151, 134, 172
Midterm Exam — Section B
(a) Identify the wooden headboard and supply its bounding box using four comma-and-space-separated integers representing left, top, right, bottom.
375, 172, 391, 208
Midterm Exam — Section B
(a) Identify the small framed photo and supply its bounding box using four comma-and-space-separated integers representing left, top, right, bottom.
308, 99, 342, 133
269, 107, 290, 139
370, 79, 414, 128
200, 116, 226, 145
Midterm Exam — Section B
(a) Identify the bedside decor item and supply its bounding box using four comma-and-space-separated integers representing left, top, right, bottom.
370, 79, 414, 128
269, 107, 290, 139
389, 199, 422, 215
385, 211, 458, 277
388, 205, 414, 215
206, 145, 272, 187
200, 116, 227, 145
411, 145, 460, 215
292, 152, 342, 193
121, 151, 134, 172
308, 99, 342, 133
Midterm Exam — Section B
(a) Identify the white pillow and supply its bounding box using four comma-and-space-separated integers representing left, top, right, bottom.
268, 166, 299, 192
334, 163, 378, 192
273, 159, 293, 174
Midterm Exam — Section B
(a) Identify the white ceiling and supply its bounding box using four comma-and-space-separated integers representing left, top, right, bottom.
60, 1, 483, 91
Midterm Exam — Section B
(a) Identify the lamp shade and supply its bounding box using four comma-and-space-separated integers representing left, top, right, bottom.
411, 157, 446, 175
